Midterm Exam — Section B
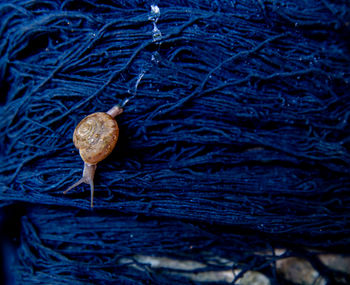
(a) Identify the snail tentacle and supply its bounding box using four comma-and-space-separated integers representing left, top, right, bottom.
63, 163, 97, 207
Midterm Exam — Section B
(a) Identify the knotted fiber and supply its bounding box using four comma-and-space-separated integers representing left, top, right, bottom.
0, 0, 349, 284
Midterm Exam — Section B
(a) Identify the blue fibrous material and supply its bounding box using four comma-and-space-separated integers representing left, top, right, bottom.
0, 0, 349, 284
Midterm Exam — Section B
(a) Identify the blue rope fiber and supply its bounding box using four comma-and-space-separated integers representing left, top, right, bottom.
0, 0, 350, 283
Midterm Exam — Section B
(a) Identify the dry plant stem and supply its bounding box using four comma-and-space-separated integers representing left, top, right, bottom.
63, 163, 97, 207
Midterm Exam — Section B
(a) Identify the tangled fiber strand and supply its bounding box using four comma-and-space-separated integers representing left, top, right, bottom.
0, 0, 350, 284
9, 206, 277, 284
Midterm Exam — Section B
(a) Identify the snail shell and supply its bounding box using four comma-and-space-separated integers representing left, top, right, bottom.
73, 112, 119, 165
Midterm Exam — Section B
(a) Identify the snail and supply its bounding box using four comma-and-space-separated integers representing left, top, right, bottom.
63, 105, 123, 207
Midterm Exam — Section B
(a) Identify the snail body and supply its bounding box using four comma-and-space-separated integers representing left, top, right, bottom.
73, 112, 119, 165
64, 105, 123, 207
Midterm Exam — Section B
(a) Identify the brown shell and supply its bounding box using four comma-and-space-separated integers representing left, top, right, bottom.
73, 112, 119, 165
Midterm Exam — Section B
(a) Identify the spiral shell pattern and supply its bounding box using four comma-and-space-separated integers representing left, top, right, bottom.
73, 112, 119, 165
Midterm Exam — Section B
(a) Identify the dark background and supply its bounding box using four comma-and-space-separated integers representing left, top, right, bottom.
0, 0, 349, 283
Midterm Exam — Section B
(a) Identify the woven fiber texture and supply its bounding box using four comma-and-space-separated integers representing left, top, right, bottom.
0, 0, 349, 284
